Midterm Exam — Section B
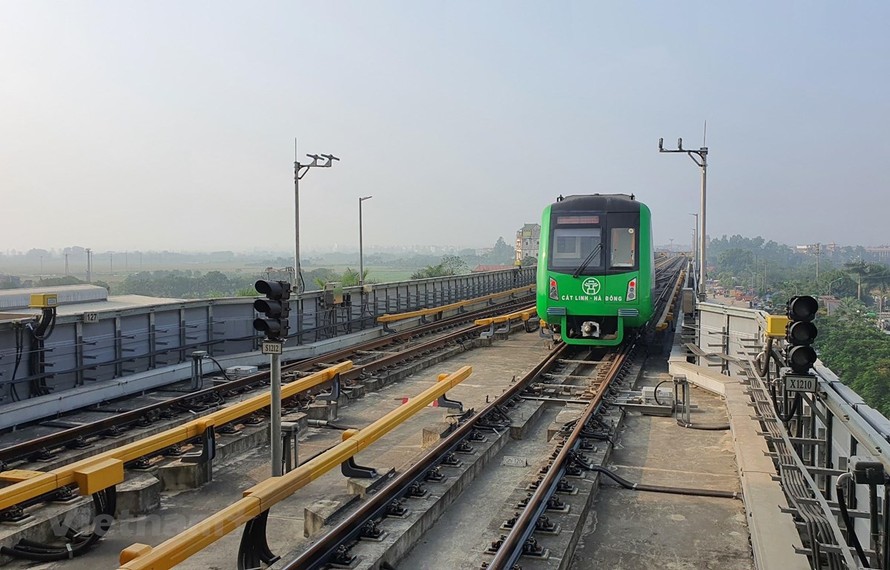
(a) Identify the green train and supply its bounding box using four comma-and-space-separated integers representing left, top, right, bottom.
536, 194, 655, 346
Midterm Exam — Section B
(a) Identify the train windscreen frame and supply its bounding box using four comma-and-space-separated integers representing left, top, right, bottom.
548, 211, 639, 275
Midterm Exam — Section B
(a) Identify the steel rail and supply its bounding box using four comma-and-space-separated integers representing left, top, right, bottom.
279, 342, 570, 570
279, 264, 677, 568
0, 298, 534, 467
118, 367, 475, 570
488, 343, 631, 569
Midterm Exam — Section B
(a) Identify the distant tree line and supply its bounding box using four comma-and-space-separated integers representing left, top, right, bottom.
710, 234, 890, 417
117, 271, 256, 299
2, 236, 521, 298
817, 300, 890, 418
0, 275, 111, 292
708, 234, 889, 312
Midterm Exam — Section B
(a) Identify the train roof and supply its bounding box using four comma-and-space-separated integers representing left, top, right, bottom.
551, 194, 642, 213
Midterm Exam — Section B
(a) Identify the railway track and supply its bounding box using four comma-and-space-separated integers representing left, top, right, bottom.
279, 341, 636, 570
1, 259, 687, 566
486, 344, 632, 568
0, 296, 535, 470
276, 259, 687, 569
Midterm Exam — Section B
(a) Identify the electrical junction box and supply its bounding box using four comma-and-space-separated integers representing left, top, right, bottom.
29, 293, 58, 309
226, 365, 259, 378
641, 386, 673, 407
324, 282, 344, 306
765, 315, 789, 338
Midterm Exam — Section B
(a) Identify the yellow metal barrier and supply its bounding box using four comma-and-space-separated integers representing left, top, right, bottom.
377, 285, 535, 324
474, 307, 537, 327
118, 366, 473, 570
0, 362, 352, 512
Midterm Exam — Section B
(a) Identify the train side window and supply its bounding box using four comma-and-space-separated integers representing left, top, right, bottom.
610, 227, 635, 268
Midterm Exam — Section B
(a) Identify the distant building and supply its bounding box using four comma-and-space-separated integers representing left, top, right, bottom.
795, 243, 839, 255
472, 264, 515, 273
515, 224, 540, 264
866, 246, 890, 261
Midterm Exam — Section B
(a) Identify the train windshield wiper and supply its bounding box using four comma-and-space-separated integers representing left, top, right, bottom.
573, 242, 602, 278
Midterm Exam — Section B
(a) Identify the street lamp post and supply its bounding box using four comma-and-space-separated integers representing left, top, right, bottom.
827, 277, 844, 316
358, 196, 373, 286
294, 143, 339, 295
828, 276, 843, 297
659, 137, 709, 300
690, 213, 699, 281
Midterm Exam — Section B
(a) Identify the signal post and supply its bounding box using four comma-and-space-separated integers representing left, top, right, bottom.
253, 279, 292, 477
774, 295, 820, 425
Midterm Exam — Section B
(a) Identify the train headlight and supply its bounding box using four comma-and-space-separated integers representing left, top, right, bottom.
626, 278, 637, 301
549, 277, 559, 300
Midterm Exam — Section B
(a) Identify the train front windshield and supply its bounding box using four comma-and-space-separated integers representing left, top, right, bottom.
548, 212, 639, 274
550, 227, 601, 270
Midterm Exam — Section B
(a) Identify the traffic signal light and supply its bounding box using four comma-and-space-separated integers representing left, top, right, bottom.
253, 280, 291, 340
785, 295, 818, 374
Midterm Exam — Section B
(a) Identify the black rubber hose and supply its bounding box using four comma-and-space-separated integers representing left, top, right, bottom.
206, 355, 234, 381
837, 474, 870, 567
0, 488, 115, 562
590, 465, 741, 500
676, 420, 730, 431
653, 380, 670, 406
324, 423, 356, 431
774, 391, 801, 424
759, 338, 773, 377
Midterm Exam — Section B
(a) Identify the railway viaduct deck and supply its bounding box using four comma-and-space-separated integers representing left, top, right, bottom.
0, 263, 886, 569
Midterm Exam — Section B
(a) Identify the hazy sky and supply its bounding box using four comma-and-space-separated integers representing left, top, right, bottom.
1, 1, 888, 254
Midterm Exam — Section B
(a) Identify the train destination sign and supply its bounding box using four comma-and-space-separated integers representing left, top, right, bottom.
784, 373, 817, 393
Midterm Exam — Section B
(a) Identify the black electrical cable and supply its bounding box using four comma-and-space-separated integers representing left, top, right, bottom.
773, 391, 801, 424
322, 423, 356, 431
653, 380, 670, 406
836, 474, 870, 567
27, 328, 48, 397
759, 337, 774, 377
205, 355, 234, 381
0, 487, 115, 561
8, 335, 244, 394
29, 308, 56, 341
676, 420, 730, 431
9, 325, 24, 401
20, 310, 57, 398
590, 465, 741, 500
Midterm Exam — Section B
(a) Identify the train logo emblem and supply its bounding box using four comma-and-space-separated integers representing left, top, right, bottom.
581, 277, 601, 296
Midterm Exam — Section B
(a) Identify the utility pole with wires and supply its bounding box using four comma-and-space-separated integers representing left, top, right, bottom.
659, 132, 709, 300
293, 141, 339, 295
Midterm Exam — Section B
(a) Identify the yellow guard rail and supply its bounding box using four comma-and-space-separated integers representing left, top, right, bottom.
119, 365, 472, 570
377, 285, 535, 325
0, 362, 352, 512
